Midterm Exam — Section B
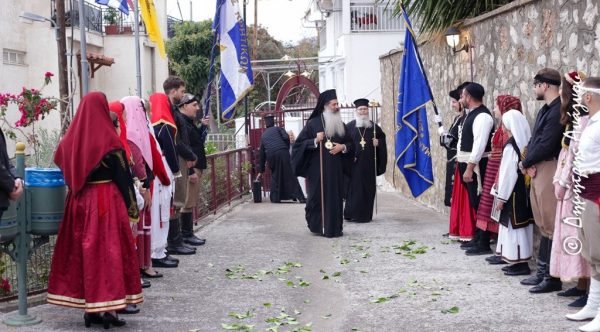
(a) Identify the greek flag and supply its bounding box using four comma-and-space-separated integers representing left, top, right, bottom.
395, 5, 435, 198
95, 0, 129, 15
212, 0, 254, 120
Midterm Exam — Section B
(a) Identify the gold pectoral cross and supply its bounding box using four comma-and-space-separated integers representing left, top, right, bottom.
360, 138, 366, 150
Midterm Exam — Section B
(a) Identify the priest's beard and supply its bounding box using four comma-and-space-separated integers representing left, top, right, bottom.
323, 108, 345, 138
355, 114, 372, 128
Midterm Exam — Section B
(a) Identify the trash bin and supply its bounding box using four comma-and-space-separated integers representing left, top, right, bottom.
252, 179, 262, 203
25, 168, 66, 236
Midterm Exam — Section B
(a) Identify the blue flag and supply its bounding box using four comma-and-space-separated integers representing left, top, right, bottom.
95, 0, 129, 15
212, 0, 254, 121
395, 7, 434, 198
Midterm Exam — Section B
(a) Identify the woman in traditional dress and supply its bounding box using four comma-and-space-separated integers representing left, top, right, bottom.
550, 71, 591, 307
493, 110, 535, 275
477, 95, 522, 264
441, 88, 464, 208
47, 92, 142, 329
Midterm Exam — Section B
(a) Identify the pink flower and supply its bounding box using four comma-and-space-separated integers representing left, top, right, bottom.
44, 72, 54, 78
0, 278, 11, 293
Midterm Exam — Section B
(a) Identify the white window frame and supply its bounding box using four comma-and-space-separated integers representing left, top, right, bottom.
2, 49, 26, 66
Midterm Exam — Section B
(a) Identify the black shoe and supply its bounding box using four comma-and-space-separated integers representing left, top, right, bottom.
183, 235, 206, 246
465, 246, 492, 256
460, 239, 478, 250
152, 257, 179, 268
504, 263, 531, 276
558, 287, 587, 297
486, 255, 507, 265
521, 275, 543, 286
141, 269, 163, 278
166, 245, 196, 255
529, 278, 562, 293
102, 312, 126, 329
117, 304, 140, 315
501, 265, 512, 272
165, 254, 179, 262
568, 294, 589, 307
141, 278, 151, 289
84, 313, 103, 327
298, 198, 307, 203
442, 233, 449, 238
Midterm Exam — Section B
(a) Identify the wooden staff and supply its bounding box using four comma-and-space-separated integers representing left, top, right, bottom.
319, 141, 325, 235
372, 107, 378, 215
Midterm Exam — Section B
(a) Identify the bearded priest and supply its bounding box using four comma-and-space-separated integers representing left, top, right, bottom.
291, 89, 353, 238
343, 99, 387, 223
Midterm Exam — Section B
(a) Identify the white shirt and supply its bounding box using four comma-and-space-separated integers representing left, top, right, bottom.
456, 108, 494, 164
576, 111, 600, 175
496, 144, 519, 201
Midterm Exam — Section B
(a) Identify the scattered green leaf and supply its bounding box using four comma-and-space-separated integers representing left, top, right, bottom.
441, 306, 460, 314
263, 302, 272, 308
332, 271, 342, 277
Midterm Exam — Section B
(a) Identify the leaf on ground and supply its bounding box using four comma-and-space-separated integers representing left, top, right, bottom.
294, 309, 301, 315
263, 302, 272, 308
286, 280, 295, 287
303, 299, 311, 304
441, 306, 460, 314
332, 271, 342, 277
359, 270, 369, 274
299, 280, 310, 287
228, 310, 253, 319
322, 275, 330, 280
208, 263, 214, 267
340, 258, 350, 265
321, 313, 332, 319
319, 269, 327, 274
352, 328, 360, 331
221, 322, 256, 330
361, 252, 371, 259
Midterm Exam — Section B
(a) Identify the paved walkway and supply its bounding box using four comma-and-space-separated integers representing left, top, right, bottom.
1, 191, 584, 331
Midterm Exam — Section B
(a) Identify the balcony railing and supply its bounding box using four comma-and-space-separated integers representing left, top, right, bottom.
350, 4, 403, 32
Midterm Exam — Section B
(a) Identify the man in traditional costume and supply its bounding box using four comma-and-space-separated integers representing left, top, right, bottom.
494, 109, 534, 276
291, 89, 353, 237
177, 93, 208, 245
48, 92, 142, 328
258, 115, 306, 203
565, 77, 600, 332
451, 83, 494, 253
343, 98, 387, 223
149, 93, 182, 266
519, 68, 564, 293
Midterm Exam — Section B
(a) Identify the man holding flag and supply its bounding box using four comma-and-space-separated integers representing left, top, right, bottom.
395, 6, 435, 198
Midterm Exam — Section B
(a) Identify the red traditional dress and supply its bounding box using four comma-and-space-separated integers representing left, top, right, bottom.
476, 96, 522, 234
448, 165, 476, 241
48, 92, 142, 313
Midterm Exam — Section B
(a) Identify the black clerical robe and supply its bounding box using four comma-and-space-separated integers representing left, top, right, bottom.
259, 126, 305, 203
291, 118, 353, 237
343, 120, 387, 223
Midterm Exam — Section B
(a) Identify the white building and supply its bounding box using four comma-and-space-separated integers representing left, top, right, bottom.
311, 0, 406, 104
0, 0, 171, 154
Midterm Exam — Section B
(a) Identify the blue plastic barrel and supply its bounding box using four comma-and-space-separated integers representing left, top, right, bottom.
25, 168, 66, 236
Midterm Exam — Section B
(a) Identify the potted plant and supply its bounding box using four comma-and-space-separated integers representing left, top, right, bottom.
103, 8, 119, 35
0, 73, 66, 237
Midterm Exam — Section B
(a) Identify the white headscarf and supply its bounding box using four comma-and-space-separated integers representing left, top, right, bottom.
502, 109, 531, 151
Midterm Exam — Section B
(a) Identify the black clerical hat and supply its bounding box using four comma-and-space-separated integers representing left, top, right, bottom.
353, 98, 369, 108
464, 83, 485, 101
309, 89, 337, 119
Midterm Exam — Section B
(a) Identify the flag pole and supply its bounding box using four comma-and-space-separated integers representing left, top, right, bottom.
319, 142, 325, 235
133, 0, 142, 97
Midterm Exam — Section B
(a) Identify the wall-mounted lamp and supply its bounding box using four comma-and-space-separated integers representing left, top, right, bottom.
284, 70, 295, 78
300, 70, 312, 78
445, 27, 470, 53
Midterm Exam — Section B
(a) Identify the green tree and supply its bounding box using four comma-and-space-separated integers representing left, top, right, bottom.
166, 20, 214, 97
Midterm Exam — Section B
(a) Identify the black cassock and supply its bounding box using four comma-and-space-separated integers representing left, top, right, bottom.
258, 126, 305, 203
343, 120, 387, 222
291, 118, 353, 237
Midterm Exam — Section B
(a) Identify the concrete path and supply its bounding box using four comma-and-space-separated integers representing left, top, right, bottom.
0, 191, 584, 331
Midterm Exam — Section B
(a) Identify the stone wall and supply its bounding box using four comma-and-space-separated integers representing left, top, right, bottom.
379, 0, 600, 213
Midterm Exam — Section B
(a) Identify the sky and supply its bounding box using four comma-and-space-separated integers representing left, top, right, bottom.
166, 0, 317, 44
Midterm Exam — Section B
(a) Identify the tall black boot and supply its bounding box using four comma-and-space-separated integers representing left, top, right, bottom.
530, 237, 562, 293
181, 212, 205, 246
166, 218, 195, 255
465, 230, 492, 255
521, 236, 546, 286
461, 229, 481, 250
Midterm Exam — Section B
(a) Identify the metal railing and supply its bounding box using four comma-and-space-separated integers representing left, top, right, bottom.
193, 148, 252, 221
207, 133, 247, 152
350, 4, 403, 32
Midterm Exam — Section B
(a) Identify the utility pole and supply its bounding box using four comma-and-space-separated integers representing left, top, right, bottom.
55, 0, 70, 133
253, 0, 257, 61
243, 0, 249, 135
78, 0, 89, 95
